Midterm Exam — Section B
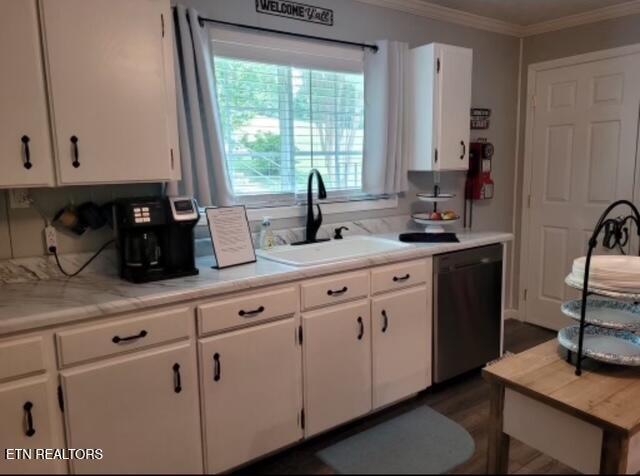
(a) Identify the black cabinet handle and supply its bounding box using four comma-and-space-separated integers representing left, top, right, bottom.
213, 353, 221, 382
70, 136, 80, 168
23, 401, 35, 437
112, 330, 148, 344
460, 140, 466, 160
393, 274, 410, 282
327, 286, 348, 296
172, 363, 182, 393
238, 306, 265, 317
21, 136, 33, 170
357, 317, 364, 340
381, 310, 389, 333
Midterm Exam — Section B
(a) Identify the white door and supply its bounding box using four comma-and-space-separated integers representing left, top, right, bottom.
302, 300, 372, 437
60, 343, 202, 474
524, 53, 640, 329
0, 0, 54, 188
371, 286, 430, 409
199, 319, 303, 474
436, 44, 472, 171
41, 0, 177, 185
0, 377, 62, 474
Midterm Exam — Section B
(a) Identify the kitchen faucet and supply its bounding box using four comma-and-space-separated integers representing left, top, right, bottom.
293, 169, 328, 245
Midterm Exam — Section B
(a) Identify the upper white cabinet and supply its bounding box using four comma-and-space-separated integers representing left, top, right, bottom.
409, 43, 473, 172
0, 0, 55, 188
41, 0, 179, 185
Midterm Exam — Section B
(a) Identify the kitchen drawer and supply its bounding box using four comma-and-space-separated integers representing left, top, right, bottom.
301, 271, 369, 311
371, 260, 429, 295
0, 337, 45, 381
198, 286, 298, 336
56, 307, 192, 367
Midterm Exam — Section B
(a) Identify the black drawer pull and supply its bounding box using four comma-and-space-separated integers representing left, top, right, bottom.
381, 310, 389, 333
70, 136, 80, 168
393, 274, 410, 282
327, 286, 348, 296
460, 140, 466, 160
21, 135, 33, 170
173, 363, 182, 393
112, 330, 148, 344
238, 306, 265, 317
213, 353, 221, 382
23, 401, 35, 437
357, 316, 364, 340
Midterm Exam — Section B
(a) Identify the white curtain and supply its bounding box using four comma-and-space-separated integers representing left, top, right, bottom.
167, 5, 233, 206
363, 40, 410, 195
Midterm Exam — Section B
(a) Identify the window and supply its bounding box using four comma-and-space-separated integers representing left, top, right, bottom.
215, 58, 364, 201
210, 27, 373, 209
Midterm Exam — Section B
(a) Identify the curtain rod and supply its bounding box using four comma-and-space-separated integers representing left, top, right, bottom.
197, 16, 379, 53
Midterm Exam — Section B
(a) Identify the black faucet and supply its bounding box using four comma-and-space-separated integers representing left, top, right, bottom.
293, 169, 329, 245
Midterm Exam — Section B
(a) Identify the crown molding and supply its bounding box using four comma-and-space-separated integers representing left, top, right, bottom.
521, 0, 640, 36
352, 0, 640, 38
352, 0, 522, 36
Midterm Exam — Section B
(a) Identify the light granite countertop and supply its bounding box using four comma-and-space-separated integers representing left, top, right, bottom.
0, 231, 512, 336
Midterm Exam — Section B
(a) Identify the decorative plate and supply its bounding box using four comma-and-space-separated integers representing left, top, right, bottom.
570, 256, 640, 293
411, 214, 460, 226
416, 193, 455, 203
565, 274, 640, 301
557, 325, 640, 366
561, 298, 640, 331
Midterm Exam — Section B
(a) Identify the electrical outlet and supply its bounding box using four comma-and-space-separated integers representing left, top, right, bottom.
44, 226, 58, 254
9, 189, 32, 209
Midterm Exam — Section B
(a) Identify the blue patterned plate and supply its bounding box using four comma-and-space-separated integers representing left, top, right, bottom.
561, 298, 640, 331
558, 326, 640, 366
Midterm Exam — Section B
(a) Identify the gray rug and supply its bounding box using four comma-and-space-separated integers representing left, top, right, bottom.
317, 406, 475, 474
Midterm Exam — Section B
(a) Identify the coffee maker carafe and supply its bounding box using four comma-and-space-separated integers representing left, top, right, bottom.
114, 197, 199, 283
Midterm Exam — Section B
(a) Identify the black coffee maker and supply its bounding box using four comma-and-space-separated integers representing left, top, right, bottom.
114, 196, 200, 283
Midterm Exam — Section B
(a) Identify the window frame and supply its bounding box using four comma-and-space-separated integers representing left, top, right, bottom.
209, 26, 398, 218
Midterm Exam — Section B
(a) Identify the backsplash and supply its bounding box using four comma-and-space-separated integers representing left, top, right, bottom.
0, 215, 416, 283
0, 185, 160, 260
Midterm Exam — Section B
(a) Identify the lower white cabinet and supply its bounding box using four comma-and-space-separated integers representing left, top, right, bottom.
371, 286, 430, 409
60, 342, 202, 474
302, 300, 372, 437
199, 318, 303, 473
0, 376, 63, 474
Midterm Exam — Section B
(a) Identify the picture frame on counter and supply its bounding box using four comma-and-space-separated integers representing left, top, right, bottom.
205, 206, 257, 269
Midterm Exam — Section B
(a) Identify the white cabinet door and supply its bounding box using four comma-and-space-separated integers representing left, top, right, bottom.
302, 300, 372, 437
60, 343, 202, 474
0, 377, 63, 474
371, 286, 430, 409
199, 319, 303, 473
0, 0, 54, 188
436, 44, 472, 171
41, 0, 178, 185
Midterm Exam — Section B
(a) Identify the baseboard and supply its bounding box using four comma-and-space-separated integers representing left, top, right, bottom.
505, 309, 521, 321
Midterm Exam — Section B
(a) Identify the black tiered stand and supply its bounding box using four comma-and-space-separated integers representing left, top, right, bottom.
567, 199, 640, 376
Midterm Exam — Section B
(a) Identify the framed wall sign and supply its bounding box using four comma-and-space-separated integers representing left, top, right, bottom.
206, 206, 256, 269
256, 0, 334, 26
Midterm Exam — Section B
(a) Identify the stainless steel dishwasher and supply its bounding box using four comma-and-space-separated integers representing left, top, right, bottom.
433, 244, 503, 383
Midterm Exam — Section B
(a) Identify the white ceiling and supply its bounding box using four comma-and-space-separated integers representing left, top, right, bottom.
420, 0, 631, 26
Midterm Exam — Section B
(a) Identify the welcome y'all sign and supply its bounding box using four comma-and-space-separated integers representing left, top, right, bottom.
256, 0, 334, 26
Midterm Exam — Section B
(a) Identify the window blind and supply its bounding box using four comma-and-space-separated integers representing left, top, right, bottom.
210, 28, 366, 205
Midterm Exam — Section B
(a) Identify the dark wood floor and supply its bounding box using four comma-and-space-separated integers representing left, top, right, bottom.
236, 319, 577, 475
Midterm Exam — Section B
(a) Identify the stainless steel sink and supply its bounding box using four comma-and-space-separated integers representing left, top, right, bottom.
255, 236, 412, 267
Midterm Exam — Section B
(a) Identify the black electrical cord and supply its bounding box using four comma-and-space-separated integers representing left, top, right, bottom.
50, 239, 116, 278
